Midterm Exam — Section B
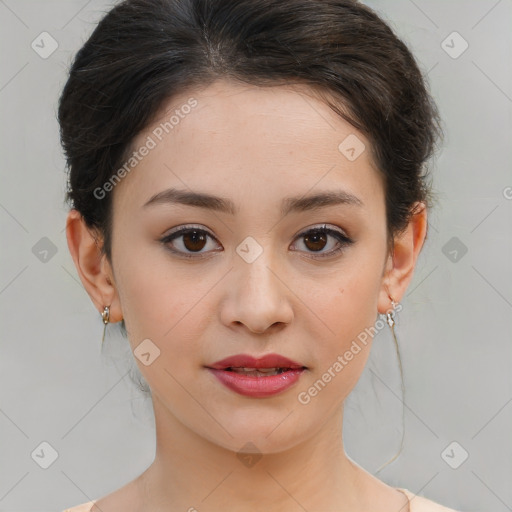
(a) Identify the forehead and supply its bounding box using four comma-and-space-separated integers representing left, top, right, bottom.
115, 79, 384, 215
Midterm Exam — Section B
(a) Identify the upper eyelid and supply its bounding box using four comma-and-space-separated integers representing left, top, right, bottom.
297, 223, 346, 235
164, 223, 348, 239
164, 224, 218, 240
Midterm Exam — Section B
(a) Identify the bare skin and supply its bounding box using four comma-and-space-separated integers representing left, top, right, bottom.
67, 78, 426, 512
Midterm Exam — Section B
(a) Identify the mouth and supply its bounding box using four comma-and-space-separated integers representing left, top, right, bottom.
204, 353, 308, 396
219, 366, 306, 376
205, 354, 308, 398
205, 352, 307, 372
205, 366, 307, 397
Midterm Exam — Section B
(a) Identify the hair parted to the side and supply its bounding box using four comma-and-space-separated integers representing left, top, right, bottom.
57, 0, 444, 468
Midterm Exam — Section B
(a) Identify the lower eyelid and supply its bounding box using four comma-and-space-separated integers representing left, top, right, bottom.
292, 230, 353, 256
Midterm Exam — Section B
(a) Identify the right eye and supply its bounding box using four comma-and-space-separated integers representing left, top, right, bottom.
160, 225, 221, 259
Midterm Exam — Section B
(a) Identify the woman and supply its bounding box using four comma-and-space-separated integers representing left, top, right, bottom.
59, 0, 457, 510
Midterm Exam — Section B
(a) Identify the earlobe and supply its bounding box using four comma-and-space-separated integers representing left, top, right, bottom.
65, 209, 122, 322
377, 202, 428, 314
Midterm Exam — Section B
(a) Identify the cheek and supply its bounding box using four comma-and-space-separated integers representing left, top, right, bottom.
315, 260, 381, 340
114, 251, 216, 411
303, 255, 383, 393
114, 247, 214, 360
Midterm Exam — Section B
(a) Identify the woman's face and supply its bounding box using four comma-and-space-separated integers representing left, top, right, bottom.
108, 79, 394, 453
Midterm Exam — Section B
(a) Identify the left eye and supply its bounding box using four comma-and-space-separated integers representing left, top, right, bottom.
291, 224, 354, 258
160, 224, 354, 259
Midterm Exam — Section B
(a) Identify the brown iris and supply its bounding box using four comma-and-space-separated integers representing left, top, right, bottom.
182, 230, 208, 252
303, 230, 327, 252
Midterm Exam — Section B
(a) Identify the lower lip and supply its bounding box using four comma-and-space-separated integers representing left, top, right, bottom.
206, 368, 306, 397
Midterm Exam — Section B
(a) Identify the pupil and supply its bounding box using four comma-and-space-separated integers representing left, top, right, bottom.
304, 232, 327, 252
183, 230, 207, 252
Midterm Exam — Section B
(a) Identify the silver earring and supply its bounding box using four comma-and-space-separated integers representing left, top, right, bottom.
386, 296, 397, 329
376, 294, 405, 474
101, 305, 110, 344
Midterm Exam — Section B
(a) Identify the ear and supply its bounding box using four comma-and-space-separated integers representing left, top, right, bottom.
65, 209, 123, 323
377, 201, 428, 315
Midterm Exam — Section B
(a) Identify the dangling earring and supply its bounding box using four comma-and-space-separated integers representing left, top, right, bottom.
386, 295, 400, 353
386, 296, 397, 330
375, 293, 405, 474
101, 305, 110, 344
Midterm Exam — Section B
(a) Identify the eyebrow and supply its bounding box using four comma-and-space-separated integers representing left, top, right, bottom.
142, 187, 364, 216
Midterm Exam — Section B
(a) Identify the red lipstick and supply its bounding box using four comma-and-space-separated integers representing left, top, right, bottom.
205, 353, 307, 398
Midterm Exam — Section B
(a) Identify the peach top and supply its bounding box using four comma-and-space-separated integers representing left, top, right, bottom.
62, 488, 460, 511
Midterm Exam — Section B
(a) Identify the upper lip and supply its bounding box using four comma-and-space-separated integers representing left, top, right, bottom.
206, 353, 307, 370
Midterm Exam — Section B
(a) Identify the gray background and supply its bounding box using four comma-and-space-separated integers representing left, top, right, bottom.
1, 1, 511, 511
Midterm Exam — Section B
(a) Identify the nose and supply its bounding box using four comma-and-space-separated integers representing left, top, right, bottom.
220, 249, 294, 334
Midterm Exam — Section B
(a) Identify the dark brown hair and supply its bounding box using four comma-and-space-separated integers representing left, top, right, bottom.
58, 0, 443, 263
58, 1, 444, 467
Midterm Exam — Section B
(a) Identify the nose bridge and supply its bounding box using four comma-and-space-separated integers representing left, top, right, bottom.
235, 236, 281, 300
224, 235, 293, 332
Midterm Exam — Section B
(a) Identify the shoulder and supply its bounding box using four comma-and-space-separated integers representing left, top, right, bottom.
62, 499, 97, 512
397, 488, 460, 512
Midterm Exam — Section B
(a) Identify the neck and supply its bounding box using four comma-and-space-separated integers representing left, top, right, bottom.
137, 395, 368, 512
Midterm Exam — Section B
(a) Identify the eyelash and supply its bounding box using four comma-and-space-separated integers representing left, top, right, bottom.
160, 224, 354, 260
